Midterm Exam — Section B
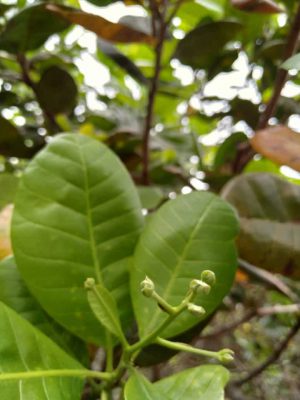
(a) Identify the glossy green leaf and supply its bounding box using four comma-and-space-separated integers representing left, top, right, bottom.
124, 370, 164, 400
0, 256, 87, 362
0, 301, 84, 399
154, 365, 229, 400
86, 281, 127, 344
222, 173, 300, 278
174, 20, 242, 69
282, 53, 300, 71
131, 191, 238, 338
0, 5, 69, 54
11, 133, 143, 344
137, 186, 164, 210
0, 173, 18, 210
36, 66, 78, 115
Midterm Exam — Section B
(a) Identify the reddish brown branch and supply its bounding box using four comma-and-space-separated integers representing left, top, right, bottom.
141, 3, 167, 185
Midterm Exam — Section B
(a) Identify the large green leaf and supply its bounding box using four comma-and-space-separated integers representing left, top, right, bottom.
222, 173, 300, 278
11, 133, 143, 344
0, 5, 69, 54
174, 20, 242, 69
0, 256, 87, 362
154, 365, 229, 400
0, 173, 18, 210
124, 370, 164, 400
131, 191, 238, 338
125, 365, 229, 400
0, 301, 84, 399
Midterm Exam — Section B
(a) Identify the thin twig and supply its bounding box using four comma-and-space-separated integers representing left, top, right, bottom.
238, 258, 298, 301
141, 1, 168, 185
233, 317, 300, 385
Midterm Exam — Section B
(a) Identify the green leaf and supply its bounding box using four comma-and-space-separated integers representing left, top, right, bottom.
86, 281, 127, 345
222, 173, 300, 278
131, 191, 238, 338
11, 133, 143, 344
0, 256, 87, 362
0, 5, 69, 54
282, 53, 300, 71
137, 186, 164, 210
0, 173, 18, 210
36, 66, 78, 115
214, 132, 248, 170
154, 365, 229, 400
0, 301, 84, 399
124, 370, 165, 400
174, 20, 242, 69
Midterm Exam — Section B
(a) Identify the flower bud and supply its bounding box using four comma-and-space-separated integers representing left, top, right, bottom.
218, 349, 234, 363
84, 277, 96, 289
187, 303, 206, 317
201, 270, 216, 286
140, 276, 155, 297
190, 279, 211, 295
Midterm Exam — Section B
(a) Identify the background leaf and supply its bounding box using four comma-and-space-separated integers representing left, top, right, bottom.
222, 173, 300, 277
131, 191, 238, 339
174, 20, 242, 69
0, 5, 69, 53
12, 133, 143, 344
0, 301, 84, 399
46, 4, 155, 45
35, 66, 78, 115
251, 126, 300, 172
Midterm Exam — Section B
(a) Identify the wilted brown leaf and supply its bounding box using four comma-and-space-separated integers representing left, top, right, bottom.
251, 125, 300, 171
46, 4, 155, 45
231, 0, 283, 14
0, 204, 13, 260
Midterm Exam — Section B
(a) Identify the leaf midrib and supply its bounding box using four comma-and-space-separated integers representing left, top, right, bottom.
76, 137, 102, 284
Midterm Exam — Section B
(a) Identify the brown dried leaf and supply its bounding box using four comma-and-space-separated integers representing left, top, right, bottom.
231, 0, 283, 14
251, 125, 300, 171
46, 4, 155, 45
0, 204, 13, 260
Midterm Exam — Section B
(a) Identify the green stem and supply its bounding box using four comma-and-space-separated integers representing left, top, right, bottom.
152, 291, 176, 315
128, 291, 194, 355
105, 332, 114, 372
156, 337, 227, 361
0, 369, 112, 382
